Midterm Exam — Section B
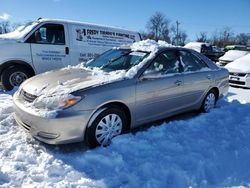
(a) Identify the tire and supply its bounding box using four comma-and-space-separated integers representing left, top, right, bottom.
201, 89, 217, 112
86, 107, 127, 148
1, 66, 33, 91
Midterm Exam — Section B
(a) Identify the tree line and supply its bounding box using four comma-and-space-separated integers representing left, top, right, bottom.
1, 12, 249, 48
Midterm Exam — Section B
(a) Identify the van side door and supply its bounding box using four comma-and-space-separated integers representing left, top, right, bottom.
27, 23, 70, 74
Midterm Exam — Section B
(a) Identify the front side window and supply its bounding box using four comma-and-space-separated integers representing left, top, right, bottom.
27, 24, 65, 45
180, 51, 208, 72
143, 50, 180, 76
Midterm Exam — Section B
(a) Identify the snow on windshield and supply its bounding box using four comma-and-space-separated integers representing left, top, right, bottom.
219, 50, 249, 62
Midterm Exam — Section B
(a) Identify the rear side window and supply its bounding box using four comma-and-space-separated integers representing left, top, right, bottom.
27, 24, 65, 45
180, 50, 208, 72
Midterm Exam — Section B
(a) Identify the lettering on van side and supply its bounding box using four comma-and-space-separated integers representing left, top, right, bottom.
36, 50, 65, 62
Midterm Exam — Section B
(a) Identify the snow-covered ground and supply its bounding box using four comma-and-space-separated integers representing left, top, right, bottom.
0, 87, 250, 188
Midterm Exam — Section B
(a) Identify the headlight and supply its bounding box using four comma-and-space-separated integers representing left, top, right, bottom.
59, 95, 82, 109
32, 94, 82, 110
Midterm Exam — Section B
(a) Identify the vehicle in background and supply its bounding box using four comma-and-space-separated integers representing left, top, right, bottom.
184, 42, 225, 62
218, 50, 249, 66
224, 45, 250, 52
0, 18, 141, 90
13, 40, 229, 147
226, 53, 250, 88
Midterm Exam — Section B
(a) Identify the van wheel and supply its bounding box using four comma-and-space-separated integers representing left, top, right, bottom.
86, 107, 127, 148
201, 89, 217, 112
1, 66, 33, 91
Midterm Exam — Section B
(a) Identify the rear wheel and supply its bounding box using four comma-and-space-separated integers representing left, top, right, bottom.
1, 66, 33, 91
201, 89, 217, 112
86, 107, 127, 148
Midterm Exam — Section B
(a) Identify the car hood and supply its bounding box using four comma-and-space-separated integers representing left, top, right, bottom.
225, 54, 250, 73
22, 67, 124, 96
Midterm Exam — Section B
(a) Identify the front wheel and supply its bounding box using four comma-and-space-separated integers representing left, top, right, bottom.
86, 107, 127, 148
1, 66, 32, 91
201, 90, 217, 112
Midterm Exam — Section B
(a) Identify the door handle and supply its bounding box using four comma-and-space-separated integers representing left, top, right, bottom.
65, 47, 69, 55
207, 74, 212, 79
175, 80, 182, 86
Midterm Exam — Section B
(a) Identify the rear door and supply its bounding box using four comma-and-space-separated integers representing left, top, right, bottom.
180, 50, 213, 108
135, 50, 184, 124
28, 23, 70, 73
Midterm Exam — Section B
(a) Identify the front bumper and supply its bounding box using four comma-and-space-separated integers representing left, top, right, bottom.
229, 73, 250, 88
13, 94, 93, 145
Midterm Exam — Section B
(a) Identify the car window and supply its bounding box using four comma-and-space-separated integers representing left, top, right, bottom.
87, 49, 149, 72
143, 50, 180, 76
28, 24, 65, 45
180, 50, 208, 72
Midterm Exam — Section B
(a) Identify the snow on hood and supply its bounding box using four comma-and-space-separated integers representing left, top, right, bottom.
184, 42, 210, 52
225, 53, 250, 73
219, 50, 249, 62
19, 39, 172, 118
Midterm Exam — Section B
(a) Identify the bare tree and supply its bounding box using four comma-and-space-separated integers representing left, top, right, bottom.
0, 21, 11, 34
196, 32, 208, 42
170, 25, 187, 46
146, 12, 171, 42
210, 27, 235, 47
235, 33, 250, 46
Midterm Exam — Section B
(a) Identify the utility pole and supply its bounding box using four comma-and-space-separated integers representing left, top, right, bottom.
176, 20, 180, 46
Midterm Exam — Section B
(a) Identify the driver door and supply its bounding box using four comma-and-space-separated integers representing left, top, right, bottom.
27, 23, 70, 74
135, 50, 185, 124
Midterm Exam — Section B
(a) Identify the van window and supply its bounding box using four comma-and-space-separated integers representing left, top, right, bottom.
27, 24, 65, 45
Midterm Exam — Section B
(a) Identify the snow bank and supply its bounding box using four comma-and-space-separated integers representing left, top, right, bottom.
1, 87, 250, 187
219, 50, 249, 62
225, 53, 250, 73
184, 42, 210, 52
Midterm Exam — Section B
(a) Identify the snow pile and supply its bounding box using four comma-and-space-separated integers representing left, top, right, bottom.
1, 87, 250, 187
184, 42, 210, 52
219, 50, 249, 62
225, 53, 250, 73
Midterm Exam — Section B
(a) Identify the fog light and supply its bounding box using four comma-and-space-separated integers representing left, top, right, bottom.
37, 131, 59, 139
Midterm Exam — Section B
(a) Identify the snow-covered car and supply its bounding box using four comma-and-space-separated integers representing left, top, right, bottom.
184, 42, 224, 62
226, 53, 250, 88
13, 40, 229, 147
218, 50, 249, 66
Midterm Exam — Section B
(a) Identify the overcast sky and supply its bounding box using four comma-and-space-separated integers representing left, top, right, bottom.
0, 0, 249, 41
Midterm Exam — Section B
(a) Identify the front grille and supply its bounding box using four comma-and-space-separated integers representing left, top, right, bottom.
229, 72, 247, 77
229, 80, 245, 85
15, 115, 31, 131
21, 89, 37, 103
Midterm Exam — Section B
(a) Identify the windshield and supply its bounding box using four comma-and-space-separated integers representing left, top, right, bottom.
0, 21, 39, 40
87, 49, 149, 72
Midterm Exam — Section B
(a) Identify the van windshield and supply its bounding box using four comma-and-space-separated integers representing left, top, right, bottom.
87, 49, 149, 72
0, 21, 39, 40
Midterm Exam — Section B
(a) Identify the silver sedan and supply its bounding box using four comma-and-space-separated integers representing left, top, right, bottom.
13, 43, 229, 147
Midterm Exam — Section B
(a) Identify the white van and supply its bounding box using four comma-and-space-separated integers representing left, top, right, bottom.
0, 18, 141, 90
